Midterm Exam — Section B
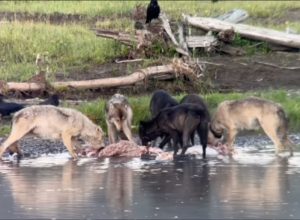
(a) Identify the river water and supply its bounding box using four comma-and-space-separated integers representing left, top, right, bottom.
0, 135, 300, 219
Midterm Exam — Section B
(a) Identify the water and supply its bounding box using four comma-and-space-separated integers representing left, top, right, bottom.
1, 139, 300, 219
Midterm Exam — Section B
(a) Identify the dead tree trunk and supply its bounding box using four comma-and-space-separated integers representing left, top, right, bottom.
0, 60, 196, 93
183, 15, 300, 49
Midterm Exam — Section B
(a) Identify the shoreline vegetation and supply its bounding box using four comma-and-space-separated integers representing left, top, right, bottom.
2, 90, 298, 137
77, 90, 300, 133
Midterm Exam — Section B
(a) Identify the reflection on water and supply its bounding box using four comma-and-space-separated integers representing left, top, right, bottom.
1, 148, 300, 219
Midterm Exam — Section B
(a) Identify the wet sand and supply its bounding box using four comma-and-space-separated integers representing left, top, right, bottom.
0, 135, 300, 219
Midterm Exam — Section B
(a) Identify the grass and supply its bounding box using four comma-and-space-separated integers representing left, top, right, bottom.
0, 1, 299, 81
0, 22, 128, 81
1, 1, 300, 20
0, 125, 11, 137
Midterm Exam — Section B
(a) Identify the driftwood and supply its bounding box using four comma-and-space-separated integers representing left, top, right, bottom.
178, 23, 188, 52
94, 29, 138, 47
183, 15, 300, 49
160, 12, 179, 46
115, 58, 143, 63
0, 59, 196, 93
186, 36, 218, 48
160, 12, 189, 56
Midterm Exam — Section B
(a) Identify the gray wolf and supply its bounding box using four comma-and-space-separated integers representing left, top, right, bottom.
139, 103, 209, 158
210, 97, 294, 155
149, 90, 178, 149
0, 105, 104, 160
105, 94, 133, 144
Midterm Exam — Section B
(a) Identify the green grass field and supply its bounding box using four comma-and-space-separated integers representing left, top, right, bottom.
1, 1, 299, 19
0, 22, 128, 81
0, 1, 299, 81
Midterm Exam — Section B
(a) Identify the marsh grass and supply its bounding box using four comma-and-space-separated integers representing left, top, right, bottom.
1, 1, 300, 20
0, 22, 128, 81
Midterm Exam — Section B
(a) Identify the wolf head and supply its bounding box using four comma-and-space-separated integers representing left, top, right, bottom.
85, 126, 104, 150
138, 120, 159, 146
107, 102, 128, 131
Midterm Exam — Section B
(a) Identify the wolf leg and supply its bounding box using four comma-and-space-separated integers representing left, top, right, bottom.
260, 122, 284, 155
122, 121, 134, 142
284, 138, 294, 156
169, 130, 180, 158
181, 130, 191, 156
198, 122, 208, 159
107, 122, 117, 144
226, 128, 237, 154
61, 132, 78, 160
8, 142, 23, 159
158, 135, 171, 149
0, 122, 31, 158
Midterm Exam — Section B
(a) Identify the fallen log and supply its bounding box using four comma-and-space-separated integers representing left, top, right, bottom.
186, 35, 218, 48
160, 12, 189, 56
0, 59, 196, 93
93, 29, 138, 47
183, 15, 300, 49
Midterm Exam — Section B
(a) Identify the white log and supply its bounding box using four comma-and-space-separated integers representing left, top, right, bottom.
53, 65, 175, 89
186, 36, 218, 48
160, 12, 179, 46
0, 61, 194, 92
183, 15, 300, 48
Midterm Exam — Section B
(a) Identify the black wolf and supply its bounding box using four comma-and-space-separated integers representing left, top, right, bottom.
0, 95, 60, 118
180, 94, 211, 145
149, 90, 178, 149
139, 103, 209, 159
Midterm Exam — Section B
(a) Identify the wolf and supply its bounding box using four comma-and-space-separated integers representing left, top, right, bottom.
180, 94, 211, 145
139, 103, 209, 158
0, 105, 104, 160
149, 90, 178, 149
39, 94, 60, 106
0, 95, 60, 118
210, 97, 294, 155
150, 90, 178, 117
0, 99, 24, 118
105, 94, 134, 144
